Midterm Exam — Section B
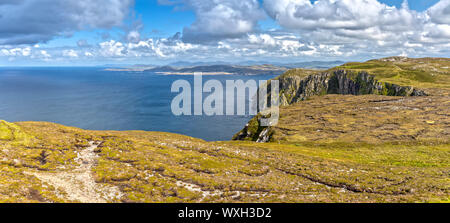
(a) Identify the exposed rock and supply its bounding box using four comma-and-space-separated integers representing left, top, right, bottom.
233, 70, 427, 141
276, 70, 427, 106
232, 113, 274, 142
256, 127, 272, 143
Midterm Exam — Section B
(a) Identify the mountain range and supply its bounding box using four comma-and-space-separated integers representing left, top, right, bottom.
104, 60, 346, 74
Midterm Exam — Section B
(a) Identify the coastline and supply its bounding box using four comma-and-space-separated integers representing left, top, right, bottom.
155, 71, 235, 75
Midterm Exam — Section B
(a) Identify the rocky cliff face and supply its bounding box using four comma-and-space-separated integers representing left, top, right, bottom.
277, 70, 427, 106
233, 70, 427, 142
232, 113, 275, 143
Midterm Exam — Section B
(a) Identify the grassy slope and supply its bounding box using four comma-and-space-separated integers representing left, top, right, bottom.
0, 57, 449, 203
334, 57, 450, 91
277, 57, 450, 93
0, 119, 448, 203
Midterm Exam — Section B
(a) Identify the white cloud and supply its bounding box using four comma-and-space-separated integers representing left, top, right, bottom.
0, 0, 134, 45
427, 0, 450, 24
99, 40, 127, 57
246, 33, 317, 56
0, 47, 31, 57
63, 49, 79, 58
263, 0, 419, 31
259, 0, 449, 59
176, 0, 266, 43
40, 50, 51, 59
98, 37, 197, 59
127, 31, 141, 44
248, 34, 277, 46
422, 23, 450, 39
2, 0, 449, 64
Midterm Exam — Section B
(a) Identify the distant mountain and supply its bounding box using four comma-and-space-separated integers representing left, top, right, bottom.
165, 60, 346, 69
145, 64, 288, 75
103, 64, 157, 68
167, 61, 231, 67
103, 64, 157, 72
104, 60, 346, 73
279, 61, 346, 69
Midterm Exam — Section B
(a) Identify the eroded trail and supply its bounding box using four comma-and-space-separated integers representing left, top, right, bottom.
27, 141, 122, 203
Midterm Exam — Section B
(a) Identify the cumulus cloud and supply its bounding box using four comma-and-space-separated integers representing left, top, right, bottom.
127, 31, 141, 43
172, 0, 266, 43
1, 0, 449, 64
125, 36, 196, 58
0, 45, 56, 62
99, 40, 128, 57
427, 0, 450, 24
148, 0, 448, 60
0, 47, 31, 57
260, 0, 449, 58
97, 37, 196, 59
247, 33, 317, 56
0, 0, 134, 45
264, 0, 419, 31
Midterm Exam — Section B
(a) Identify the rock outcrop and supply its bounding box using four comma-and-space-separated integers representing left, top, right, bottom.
232, 114, 274, 143
277, 70, 427, 106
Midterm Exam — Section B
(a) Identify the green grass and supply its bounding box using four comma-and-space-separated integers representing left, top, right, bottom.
0, 57, 449, 203
332, 57, 450, 90
0, 118, 446, 203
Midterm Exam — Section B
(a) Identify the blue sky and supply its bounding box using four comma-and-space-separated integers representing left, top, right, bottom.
379, 0, 440, 10
0, 0, 448, 66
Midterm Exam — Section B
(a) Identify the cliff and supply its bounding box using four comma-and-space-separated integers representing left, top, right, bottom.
233, 57, 449, 142
276, 70, 427, 106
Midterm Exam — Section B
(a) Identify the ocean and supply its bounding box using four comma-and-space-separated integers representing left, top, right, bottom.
0, 67, 276, 141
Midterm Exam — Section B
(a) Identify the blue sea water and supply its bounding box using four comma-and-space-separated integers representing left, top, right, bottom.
0, 67, 276, 141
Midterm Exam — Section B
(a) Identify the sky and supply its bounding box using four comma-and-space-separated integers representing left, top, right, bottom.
0, 0, 448, 66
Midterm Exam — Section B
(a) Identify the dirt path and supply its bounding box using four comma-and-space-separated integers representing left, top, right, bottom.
27, 141, 123, 203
